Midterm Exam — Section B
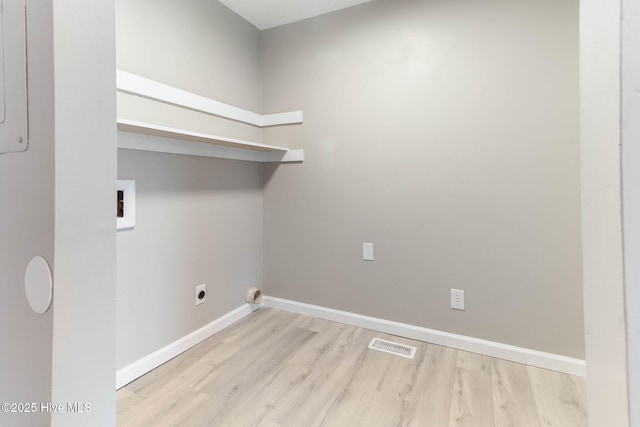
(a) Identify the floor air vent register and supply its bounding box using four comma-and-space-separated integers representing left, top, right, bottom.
368, 338, 417, 359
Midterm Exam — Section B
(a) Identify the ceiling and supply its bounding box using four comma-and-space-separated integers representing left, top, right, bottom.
218, 0, 374, 30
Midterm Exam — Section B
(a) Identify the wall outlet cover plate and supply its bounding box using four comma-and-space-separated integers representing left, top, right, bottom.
195, 284, 206, 305
451, 289, 465, 310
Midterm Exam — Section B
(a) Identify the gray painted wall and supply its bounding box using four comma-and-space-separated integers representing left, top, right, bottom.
116, 0, 261, 144
115, 0, 263, 370
0, 2, 54, 426
50, 0, 117, 425
117, 150, 263, 368
262, 0, 584, 358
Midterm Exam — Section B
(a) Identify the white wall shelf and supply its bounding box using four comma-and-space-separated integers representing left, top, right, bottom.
116, 70, 304, 163
117, 119, 304, 163
117, 70, 303, 127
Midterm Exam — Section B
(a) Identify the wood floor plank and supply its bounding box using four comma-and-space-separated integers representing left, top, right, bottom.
117, 355, 218, 424
218, 308, 299, 347
125, 340, 239, 396
396, 343, 459, 426
118, 387, 212, 427
116, 308, 588, 427
254, 419, 283, 427
171, 324, 318, 426
311, 342, 406, 426
527, 366, 587, 427
228, 321, 366, 427
272, 325, 377, 427
449, 351, 495, 427
491, 360, 541, 427
115, 388, 138, 417
324, 333, 441, 427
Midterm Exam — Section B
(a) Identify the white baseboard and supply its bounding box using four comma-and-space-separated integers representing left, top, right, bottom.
116, 303, 259, 389
263, 296, 586, 377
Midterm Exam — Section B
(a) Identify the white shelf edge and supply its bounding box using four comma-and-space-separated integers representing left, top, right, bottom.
117, 118, 287, 152
116, 70, 303, 128
262, 149, 305, 163
117, 120, 304, 163
260, 111, 304, 127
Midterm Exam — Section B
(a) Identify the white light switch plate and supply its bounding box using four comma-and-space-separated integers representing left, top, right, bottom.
363, 243, 374, 261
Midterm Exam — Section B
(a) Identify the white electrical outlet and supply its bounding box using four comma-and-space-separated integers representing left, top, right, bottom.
195, 284, 206, 306
451, 289, 465, 310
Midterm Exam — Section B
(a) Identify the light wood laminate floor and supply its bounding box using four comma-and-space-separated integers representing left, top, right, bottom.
117, 308, 587, 427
